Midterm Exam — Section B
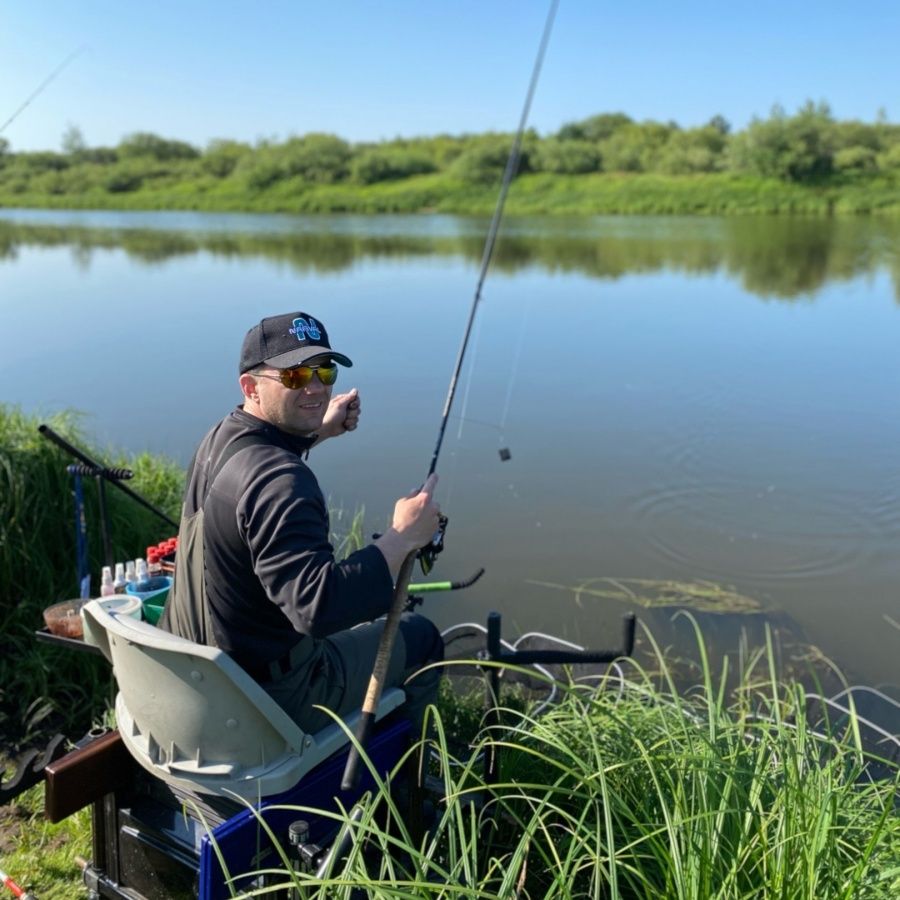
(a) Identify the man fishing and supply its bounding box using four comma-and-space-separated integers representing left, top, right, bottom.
160, 311, 444, 736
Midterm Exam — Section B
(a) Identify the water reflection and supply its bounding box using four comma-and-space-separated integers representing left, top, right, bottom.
1, 208, 897, 710
1, 213, 899, 300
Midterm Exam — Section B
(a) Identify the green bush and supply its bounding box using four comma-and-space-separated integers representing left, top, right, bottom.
599, 121, 676, 173
280, 133, 353, 184
729, 101, 835, 182
449, 132, 535, 184
557, 112, 633, 142
877, 143, 900, 171
350, 147, 436, 184
78, 146, 119, 165
532, 138, 601, 174
201, 138, 252, 178
235, 148, 287, 190
14, 151, 70, 172
118, 131, 200, 162
835, 145, 878, 172
658, 125, 728, 174
104, 167, 144, 193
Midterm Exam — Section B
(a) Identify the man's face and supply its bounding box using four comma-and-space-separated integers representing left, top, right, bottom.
246, 360, 335, 436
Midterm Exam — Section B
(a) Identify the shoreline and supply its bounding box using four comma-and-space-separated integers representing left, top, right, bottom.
3, 171, 900, 217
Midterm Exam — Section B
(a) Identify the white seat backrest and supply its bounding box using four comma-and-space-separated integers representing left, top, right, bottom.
82, 599, 404, 800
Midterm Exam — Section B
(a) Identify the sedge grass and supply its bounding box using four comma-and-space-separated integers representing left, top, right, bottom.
2, 620, 897, 898
234, 619, 899, 899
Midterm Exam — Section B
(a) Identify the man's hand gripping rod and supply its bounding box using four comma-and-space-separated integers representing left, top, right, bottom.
341, 0, 559, 792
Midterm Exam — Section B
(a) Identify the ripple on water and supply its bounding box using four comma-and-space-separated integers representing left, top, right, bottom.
627, 479, 897, 585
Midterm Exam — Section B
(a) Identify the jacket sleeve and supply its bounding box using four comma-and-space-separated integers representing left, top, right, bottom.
236, 457, 394, 637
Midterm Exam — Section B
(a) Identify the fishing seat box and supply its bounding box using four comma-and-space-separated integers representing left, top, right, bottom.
63, 599, 408, 899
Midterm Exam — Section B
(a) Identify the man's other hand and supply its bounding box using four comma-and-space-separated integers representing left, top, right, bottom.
320, 388, 361, 440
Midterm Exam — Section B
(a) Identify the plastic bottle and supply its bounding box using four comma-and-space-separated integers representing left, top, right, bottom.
147, 548, 162, 577
134, 558, 150, 590
125, 559, 137, 588
100, 565, 115, 597
113, 562, 127, 593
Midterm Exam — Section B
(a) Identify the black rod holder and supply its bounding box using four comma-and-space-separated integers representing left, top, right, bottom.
41, 424, 178, 529
66, 464, 132, 569
66, 463, 135, 482
482, 610, 637, 786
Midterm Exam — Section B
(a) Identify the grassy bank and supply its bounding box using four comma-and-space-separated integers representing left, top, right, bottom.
3, 625, 897, 899
4, 170, 900, 216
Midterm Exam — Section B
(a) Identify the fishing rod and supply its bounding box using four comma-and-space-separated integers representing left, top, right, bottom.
341, 0, 560, 792
0, 47, 86, 136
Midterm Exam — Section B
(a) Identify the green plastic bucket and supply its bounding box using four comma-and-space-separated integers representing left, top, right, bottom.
141, 590, 169, 625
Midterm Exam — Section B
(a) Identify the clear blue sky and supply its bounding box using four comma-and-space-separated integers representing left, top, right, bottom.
2, 1, 899, 152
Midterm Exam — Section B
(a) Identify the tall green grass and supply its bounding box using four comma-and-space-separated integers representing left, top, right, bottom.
2, 620, 896, 898
235, 620, 899, 898
0, 406, 183, 747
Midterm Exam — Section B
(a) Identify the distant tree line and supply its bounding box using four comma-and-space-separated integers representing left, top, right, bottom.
1, 101, 899, 199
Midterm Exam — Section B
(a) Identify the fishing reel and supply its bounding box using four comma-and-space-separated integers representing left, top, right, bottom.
371, 513, 448, 576
418, 514, 448, 576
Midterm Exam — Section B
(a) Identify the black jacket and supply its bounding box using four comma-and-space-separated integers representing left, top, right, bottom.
161, 407, 393, 675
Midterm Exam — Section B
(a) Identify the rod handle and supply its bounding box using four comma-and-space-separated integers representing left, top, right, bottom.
340, 712, 375, 792
340, 550, 417, 791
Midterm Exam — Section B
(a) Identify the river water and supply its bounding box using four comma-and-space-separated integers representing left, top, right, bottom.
1, 208, 898, 692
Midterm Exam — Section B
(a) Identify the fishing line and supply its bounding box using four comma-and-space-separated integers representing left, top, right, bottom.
454, 310, 484, 442
444, 312, 483, 514
496, 289, 534, 457
0, 46, 87, 136
450, 288, 531, 464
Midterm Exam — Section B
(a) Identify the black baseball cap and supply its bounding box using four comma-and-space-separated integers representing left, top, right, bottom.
239, 312, 353, 374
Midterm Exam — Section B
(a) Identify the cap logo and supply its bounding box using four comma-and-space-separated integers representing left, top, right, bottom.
290, 316, 321, 343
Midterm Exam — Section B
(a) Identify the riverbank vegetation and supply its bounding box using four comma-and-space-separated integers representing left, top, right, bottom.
262, 633, 899, 898
4, 630, 898, 898
3, 102, 900, 215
